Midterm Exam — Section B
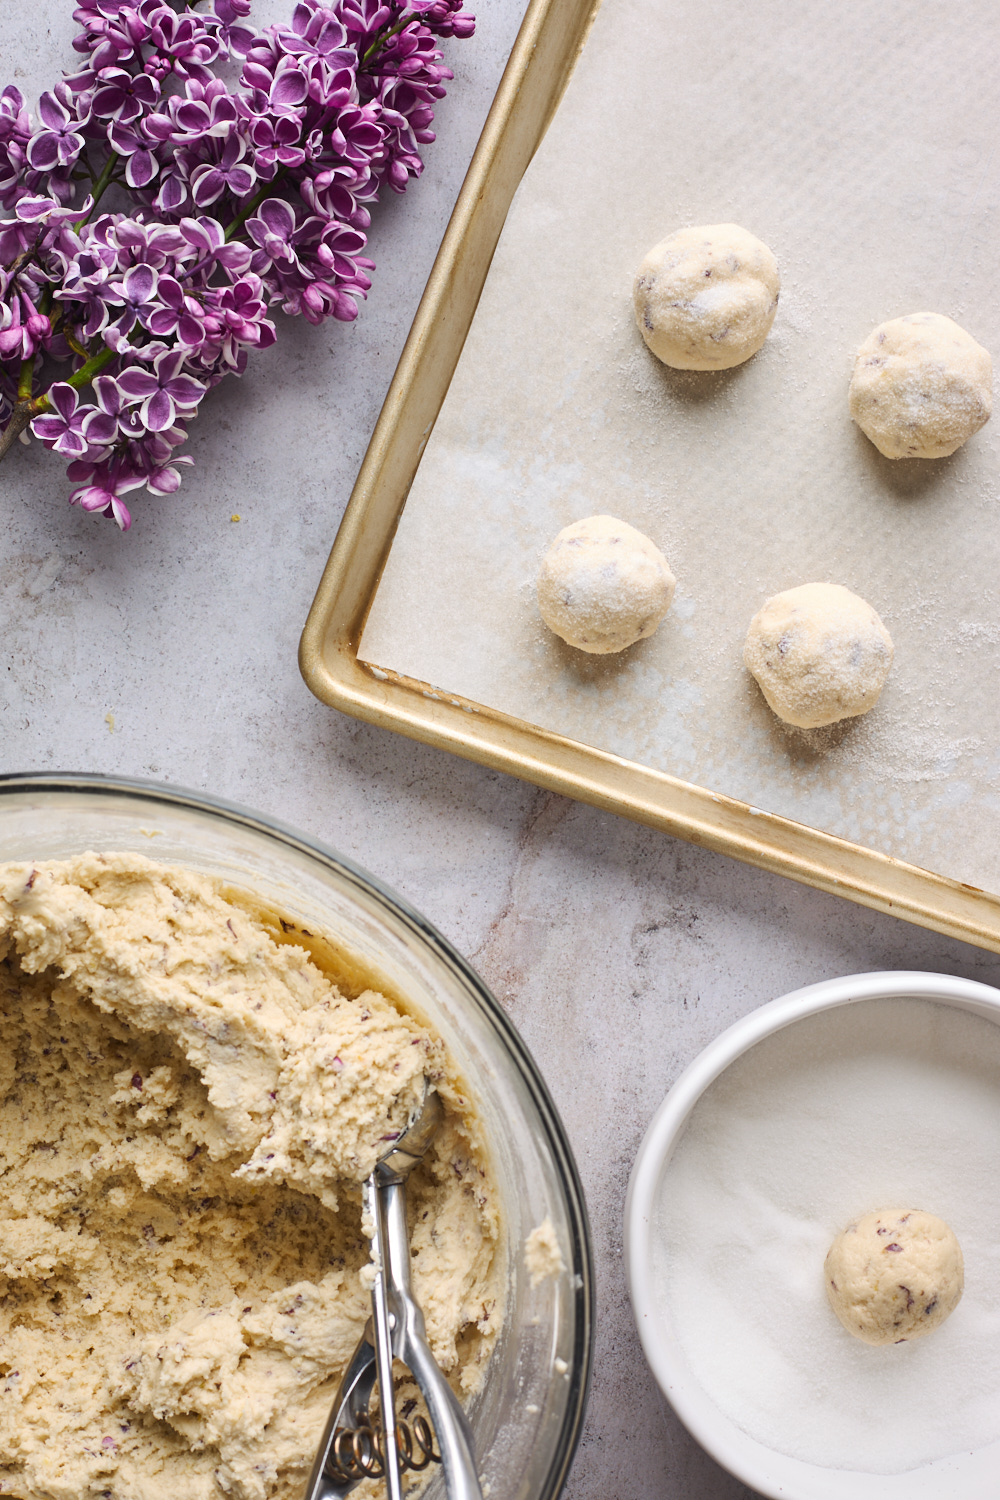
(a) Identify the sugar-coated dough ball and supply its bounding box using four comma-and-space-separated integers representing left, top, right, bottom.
849, 312, 992, 459
632, 224, 779, 371
537, 515, 675, 654
743, 582, 893, 729
825, 1209, 964, 1345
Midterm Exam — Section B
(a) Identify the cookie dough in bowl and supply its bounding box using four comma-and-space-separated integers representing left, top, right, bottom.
849, 313, 992, 459
0, 774, 594, 1500
0, 853, 499, 1500
632, 224, 780, 371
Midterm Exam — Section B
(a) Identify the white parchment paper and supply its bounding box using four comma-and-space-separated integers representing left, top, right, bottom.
360, 0, 1000, 892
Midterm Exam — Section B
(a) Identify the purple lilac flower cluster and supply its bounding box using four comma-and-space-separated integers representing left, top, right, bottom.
0, 0, 473, 530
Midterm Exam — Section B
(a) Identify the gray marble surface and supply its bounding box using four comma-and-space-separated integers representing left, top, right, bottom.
5, 4, 1000, 1497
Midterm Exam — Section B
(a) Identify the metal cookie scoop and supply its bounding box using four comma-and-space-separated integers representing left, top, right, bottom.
304, 1085, 484, 1500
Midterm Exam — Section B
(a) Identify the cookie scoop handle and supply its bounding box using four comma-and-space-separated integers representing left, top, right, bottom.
302, 1326, 377, 1500
382, 1178, 484, 1500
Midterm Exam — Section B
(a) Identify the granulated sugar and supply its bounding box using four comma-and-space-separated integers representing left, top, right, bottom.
652, 996, 1000, 1473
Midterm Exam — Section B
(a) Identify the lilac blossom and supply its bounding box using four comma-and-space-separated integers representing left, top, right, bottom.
144, 81, 238, 145
1, 0, 475, 530
116, 347, 206, 430
214, 0, 256, 55
211, 275, 277, 363
104, 262, 160, 347
91, 372, 148, 439
0, 87, 33, 208
145, 274, 209, 344
146, 7, 223, 85
91, 68, 159, 125
236, 98, 305, 173
190, 135, 256, 206
0, 292, 51, 360
67, 453, 147, 529
177, 214, 253, 276
29, 381, 111, 455
127, 426, 195, 493
25, 85, 88, 173
107, 120, 160, 188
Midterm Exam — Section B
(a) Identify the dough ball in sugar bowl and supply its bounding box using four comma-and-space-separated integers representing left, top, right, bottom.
849, 312, 992, 459
632, 223, 780, 370
743, 582, 893, 729
537, 515, 676, 654
825, 1209, 964, 1346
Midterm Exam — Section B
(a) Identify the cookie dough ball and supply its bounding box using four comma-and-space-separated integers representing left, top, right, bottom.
743, 582, 893, 729
849, 312, 992, 459
825, 1209, 964, 1345
537, 515, 675, 654
633, 224, 779, 370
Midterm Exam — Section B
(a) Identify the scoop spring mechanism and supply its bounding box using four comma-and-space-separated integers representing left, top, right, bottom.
303, 1083, 484, 1500
323, 1411, 439, 1484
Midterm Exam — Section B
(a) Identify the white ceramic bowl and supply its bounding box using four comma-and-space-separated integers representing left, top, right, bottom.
625, 970, 1000, 1500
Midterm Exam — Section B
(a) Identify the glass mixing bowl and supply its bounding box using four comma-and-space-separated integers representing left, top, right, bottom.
0, 772, 593, 1500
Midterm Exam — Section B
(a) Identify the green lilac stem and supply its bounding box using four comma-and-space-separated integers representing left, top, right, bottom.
77, 150, 121, 230
27, 344, 115, 419
361, 12, 414, 67
224, 166, 288, 242
0, 339, 117, 465
16, 355, 34, 402
60, 343, 117, 396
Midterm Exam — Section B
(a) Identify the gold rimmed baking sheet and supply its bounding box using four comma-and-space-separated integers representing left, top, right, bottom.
300, 0, 1000, 953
